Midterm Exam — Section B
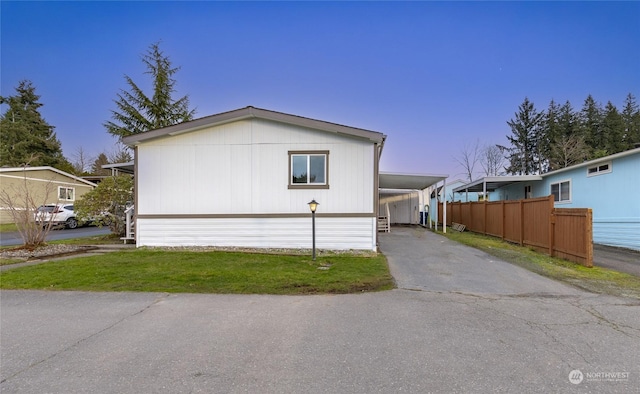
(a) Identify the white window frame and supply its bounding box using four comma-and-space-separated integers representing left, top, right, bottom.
550, 180, 571, 203
288, 151, 329, 189
587, 161, 612, 177
58, 186, 75, 201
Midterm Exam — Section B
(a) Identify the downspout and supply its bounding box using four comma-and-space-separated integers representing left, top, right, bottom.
134, 145, 139, 245
374, 137, 385, 249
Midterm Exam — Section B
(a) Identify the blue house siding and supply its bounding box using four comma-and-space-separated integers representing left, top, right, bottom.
489, 150, 640, 251
541, 153, 640, 250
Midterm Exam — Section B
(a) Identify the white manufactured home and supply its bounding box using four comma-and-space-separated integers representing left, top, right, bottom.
123, 106, 388, 251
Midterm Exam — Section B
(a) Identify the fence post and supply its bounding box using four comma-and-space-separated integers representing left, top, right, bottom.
548, 195, 555, 257
519, 200, 524, 246
501, 200, 505, 240
585, 208, 593, 267
483, 200, 487, 235
549, 212, 555, 257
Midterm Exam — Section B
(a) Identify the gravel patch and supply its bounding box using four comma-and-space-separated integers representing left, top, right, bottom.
0, 244, 94, 261
141, 245, 378, 257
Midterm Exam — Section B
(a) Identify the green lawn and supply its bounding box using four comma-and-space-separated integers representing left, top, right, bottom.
0, 249, 394, 295
438, 227, 640, 299
0, 223, 18, 233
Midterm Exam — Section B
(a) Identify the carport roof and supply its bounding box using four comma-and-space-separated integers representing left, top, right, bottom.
452, 175, 543, 193
379, 172, 448, 190
102, 161, 135, 175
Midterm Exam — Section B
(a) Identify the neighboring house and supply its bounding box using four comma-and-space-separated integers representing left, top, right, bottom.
0, 166, 96, 224
454, 148, 640, 251
428, 179, 483, 222
122, 106, 387, 251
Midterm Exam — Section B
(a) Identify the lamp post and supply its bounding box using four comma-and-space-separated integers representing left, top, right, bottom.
308, 199, 318, 261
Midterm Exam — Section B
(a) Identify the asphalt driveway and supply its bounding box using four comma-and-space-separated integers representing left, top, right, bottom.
1, 227, 639, 393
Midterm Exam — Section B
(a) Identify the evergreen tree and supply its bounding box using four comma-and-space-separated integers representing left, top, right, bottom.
91, 153, 111, 175
558, 100, 579, 139
579, 94, 605, 157
0, 80, 73, 172
601, 101, 625, 154
548, 100, 588, 170
105, 42, 196, 139
505, 98, 543, 175
621, 93, 640, 149
538, 99, 562, 172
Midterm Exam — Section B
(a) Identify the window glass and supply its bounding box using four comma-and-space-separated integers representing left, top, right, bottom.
309, 155, 325, 184
587, 162, 611, 176
560, 182, 570, 201
58, 187, 75, 200
551, 184, 559, 201
292, 156, 308, 184
551, 181, 570, 202
290, 153, 327, 186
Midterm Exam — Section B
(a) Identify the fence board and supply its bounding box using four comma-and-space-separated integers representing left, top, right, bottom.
438, 196, 593, 267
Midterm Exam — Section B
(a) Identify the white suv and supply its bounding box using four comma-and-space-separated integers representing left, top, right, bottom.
35, 204, 79, 229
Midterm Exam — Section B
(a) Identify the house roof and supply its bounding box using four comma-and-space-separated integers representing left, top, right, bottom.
379, 172, 448, 191
452, 175, 543, 193
542, 146, 640, 177
452, 147, 640, 193
0, 166, 97, 187
121, 106, 387, 146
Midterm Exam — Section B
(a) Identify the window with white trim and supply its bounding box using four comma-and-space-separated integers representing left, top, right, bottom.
587, 161, 611, 177
58, 186, 75, 201
550, 180, 570, 203
289, 151, 329, 189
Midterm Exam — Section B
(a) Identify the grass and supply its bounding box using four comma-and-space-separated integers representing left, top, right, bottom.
50, 233, 123, 245
0, 223, 19, 233
0, 249, 395, 295
437, 227, 640, 299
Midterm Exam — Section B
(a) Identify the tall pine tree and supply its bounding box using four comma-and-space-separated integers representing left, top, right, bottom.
0, 80, 73, 171
105, 42, 196, 139
601, 101, 625, 154
579, 95, 605, 158
622, 93, 640, 149
505, 98, 544, 175
548, 100, 588, 170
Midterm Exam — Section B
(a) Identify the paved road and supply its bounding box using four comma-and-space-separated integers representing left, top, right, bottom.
1, 227, 639, 393
0, 226, 111, 247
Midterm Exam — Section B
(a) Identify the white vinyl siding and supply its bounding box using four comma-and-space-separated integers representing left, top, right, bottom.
136, 217, 377, 251
136, 118, 375, 215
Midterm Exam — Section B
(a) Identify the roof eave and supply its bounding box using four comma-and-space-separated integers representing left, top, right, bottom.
122, 106, 386, 146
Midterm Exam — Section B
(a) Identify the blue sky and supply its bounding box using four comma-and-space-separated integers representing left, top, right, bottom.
2, 1, 639, 179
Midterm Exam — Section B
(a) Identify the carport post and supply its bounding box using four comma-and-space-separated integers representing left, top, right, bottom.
442, 179, 447, 233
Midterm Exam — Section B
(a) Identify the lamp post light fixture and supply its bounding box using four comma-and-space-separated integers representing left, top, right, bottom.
308, 199, 319, 260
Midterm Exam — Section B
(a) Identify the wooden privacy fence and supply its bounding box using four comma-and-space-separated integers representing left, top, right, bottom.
438, 196, 593, 267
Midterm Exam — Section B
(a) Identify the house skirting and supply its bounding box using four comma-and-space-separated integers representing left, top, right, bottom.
136, 216, 377, 251
593, 218, 640, 251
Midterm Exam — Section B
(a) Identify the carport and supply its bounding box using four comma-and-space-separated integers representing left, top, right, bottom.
378, 172, 448, 233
